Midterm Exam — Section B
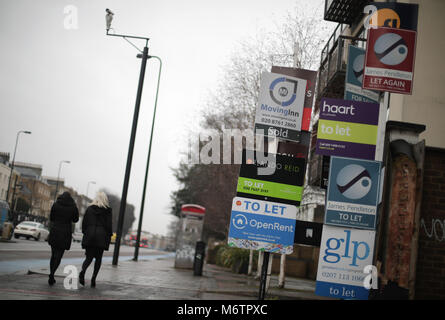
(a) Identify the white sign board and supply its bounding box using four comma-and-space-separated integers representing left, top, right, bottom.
254, 71, 306, 141
315, 225, 375, 300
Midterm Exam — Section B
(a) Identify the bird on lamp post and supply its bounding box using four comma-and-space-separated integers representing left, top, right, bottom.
106, 8, 114, 33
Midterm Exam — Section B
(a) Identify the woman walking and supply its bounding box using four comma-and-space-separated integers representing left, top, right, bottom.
79, 191, 112, 288
48, 191, 79, 285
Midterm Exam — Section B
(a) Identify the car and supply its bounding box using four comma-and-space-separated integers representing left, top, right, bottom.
14, 221, 49, 241
72, 231, 83, 243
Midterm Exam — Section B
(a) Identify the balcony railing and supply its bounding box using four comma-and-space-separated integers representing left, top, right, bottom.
324, 0, 369, 25
317, 23, 348, 99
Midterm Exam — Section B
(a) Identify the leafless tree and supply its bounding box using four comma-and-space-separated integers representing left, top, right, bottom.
170, 2, 335, 241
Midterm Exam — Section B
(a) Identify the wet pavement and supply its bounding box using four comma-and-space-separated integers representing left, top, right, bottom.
0, 252, 331, 300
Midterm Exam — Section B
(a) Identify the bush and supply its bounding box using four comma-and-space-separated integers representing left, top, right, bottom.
206, 244, 225, 265
214, 245, 258, 274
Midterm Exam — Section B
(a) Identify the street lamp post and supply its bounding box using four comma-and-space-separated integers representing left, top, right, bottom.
105, 11, 152, 266
54, 160, 70, 202
133, 55, 162, 261
86, 181, 96, 198
6, 130, 31, 207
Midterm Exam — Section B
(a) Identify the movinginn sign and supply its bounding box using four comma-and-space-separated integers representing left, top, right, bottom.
255, 71, 307, 142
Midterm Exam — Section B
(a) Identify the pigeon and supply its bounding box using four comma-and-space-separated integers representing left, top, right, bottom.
105, 8, 114, 31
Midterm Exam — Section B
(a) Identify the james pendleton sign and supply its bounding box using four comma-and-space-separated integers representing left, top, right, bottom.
325, 157, 382, 230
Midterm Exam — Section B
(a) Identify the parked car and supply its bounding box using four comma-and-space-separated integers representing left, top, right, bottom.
72, 231, 83, 243
14, 221, 49, 241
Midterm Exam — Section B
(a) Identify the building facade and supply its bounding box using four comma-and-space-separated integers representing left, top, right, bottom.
308, 0, 445, 299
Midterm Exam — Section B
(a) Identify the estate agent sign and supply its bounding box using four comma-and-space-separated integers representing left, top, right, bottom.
254, 71, 307, 141
363, 27, 417, 95
344, 45, 380, 104
325, 157, 382, 230
237, 149, 306, 206
227, 197, 297, 254
315, 225, 375, 300
315, 98, 385, 161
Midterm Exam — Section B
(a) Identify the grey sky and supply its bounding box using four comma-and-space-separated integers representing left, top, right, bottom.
0, 0, 325, 236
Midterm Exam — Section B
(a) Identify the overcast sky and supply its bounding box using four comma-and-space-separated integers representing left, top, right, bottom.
0, 0, 326, 236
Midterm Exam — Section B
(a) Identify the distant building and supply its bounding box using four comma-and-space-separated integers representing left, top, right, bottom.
42, 176, 65, 205
0, 163, 11, 201
13, 162, 51, 217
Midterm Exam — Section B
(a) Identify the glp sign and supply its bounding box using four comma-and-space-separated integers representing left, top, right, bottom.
315, 225, 375, 300
227, 197, 297, 254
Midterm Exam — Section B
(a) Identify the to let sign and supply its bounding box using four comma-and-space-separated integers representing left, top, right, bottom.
227, 197, 297, 254
325, 156, 382, 230
315, 98, 386, 161
363, 27, 417, 95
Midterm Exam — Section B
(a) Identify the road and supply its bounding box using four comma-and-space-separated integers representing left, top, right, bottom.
0, 238, 172, 274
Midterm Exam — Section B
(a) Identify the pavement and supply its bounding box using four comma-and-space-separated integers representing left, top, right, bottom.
0, 251, 330, 300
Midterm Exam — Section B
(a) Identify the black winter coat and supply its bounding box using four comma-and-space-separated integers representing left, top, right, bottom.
81, 205, 113, 250
48, 192, 79, 250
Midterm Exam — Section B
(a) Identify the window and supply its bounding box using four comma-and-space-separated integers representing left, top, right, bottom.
356, 27, 367, 50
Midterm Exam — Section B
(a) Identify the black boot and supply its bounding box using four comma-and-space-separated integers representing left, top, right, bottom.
79, 270, 85, 286
48, 275, 56, 286
91, 277, 96, 288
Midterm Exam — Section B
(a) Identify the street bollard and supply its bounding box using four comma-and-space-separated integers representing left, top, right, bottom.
193, 241, 206, 276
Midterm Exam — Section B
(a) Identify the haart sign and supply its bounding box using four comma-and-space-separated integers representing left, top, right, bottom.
315, 98, 386, 161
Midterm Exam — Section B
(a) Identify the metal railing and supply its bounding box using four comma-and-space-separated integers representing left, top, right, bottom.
317, 23, 348, 96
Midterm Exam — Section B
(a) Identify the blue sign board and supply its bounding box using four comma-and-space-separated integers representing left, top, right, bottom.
344, 45, 380, 104
227, 197, 297, 254
325, 157, 382, 230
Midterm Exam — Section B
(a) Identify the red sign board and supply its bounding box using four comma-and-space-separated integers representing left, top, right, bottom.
181, 204, 205, 217
363, 27, 417, 95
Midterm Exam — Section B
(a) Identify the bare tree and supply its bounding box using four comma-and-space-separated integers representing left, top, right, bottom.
170, 2, 335, 241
